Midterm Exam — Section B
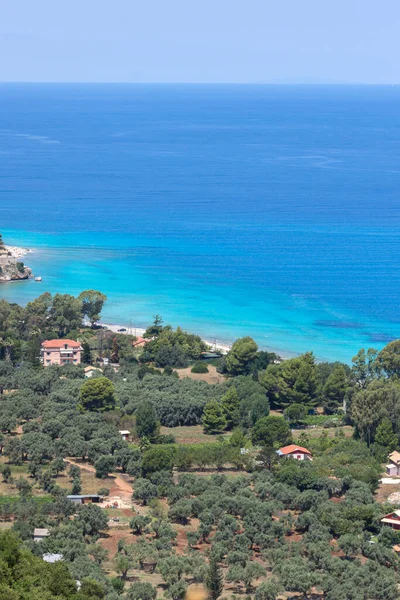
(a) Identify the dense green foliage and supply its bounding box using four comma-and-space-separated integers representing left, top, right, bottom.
2, 293, 400, 598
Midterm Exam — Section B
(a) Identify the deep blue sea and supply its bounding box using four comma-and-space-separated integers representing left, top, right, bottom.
1, 83, 400, 362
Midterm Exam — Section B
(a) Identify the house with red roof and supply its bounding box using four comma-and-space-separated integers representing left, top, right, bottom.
381, 510, 400, 530
132, 336, 150, 349
277, 444, 312, 461
41, 339, 83, 366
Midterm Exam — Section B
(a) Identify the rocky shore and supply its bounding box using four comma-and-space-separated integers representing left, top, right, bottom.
0, 242, 32, 282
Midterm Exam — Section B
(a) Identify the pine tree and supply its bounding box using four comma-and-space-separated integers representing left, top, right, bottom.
82, 341, 91, 364
206, 558, 224, 600
375, 418, 398, 452
202, 400, 227, 434
323, 365, 348, 414
221, 386, 240, 429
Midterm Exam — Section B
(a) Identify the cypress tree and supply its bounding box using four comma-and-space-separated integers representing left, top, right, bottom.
206, 558, 224, 600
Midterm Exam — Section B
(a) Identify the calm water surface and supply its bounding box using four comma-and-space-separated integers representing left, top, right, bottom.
1, 84, 400, 361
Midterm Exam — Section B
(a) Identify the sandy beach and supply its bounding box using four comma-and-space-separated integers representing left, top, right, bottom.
99, 322, 232, 354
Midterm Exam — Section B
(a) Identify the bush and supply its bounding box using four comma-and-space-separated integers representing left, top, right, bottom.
191, 362, 209, 374
97, 487, 110, 497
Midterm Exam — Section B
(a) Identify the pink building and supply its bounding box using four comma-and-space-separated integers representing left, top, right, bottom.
277, 444, 313, 461
41, 339, 83, 366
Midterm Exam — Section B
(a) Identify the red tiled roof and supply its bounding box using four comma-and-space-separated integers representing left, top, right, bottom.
278, 444, 312, 455
132, 337, 149, 347
42, 339, 82, 349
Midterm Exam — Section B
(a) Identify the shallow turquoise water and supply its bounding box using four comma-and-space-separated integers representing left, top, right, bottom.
1, 84, 400, 362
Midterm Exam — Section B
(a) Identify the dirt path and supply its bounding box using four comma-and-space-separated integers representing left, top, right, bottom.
65, 459, 133, 500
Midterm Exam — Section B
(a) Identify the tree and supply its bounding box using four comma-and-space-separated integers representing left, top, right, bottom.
79, 376, 116, 412
206, 557, 224, 600
243, 562, 266, 592
284, 403, 306, 425
76, 503, 109, 537
82, 341, 92, 365
221, 386, 240, 429
130, 515, 151, 535
15, 477, 32, 497
114, 553, 134, 580
254, 580, 283, 600
141, 445, 175, 474
133, 479, 158, 505
351, 384, 387, 445
338, 534, 362, 558
49, 457, 66, 478
251, 415, 292, 447
323, 365, 349, 413
87, 543, 109, 565
1, 465, 11, 484
111, 336, 120, 364
78, 290, 107, 327
262, 352, 319, 409
94, 455, 116, 478
50, 293, 83, 337
225, 337, 258, 376
126, 581, 157, 600
135, 401, 160, 440
202, 400, 227, 434
352, 348, 380, 387
144, 315, 164, 338
374, 418, 398, 452
169, 499, 192, 525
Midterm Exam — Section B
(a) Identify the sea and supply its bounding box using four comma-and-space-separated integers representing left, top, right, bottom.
1, 83, 400, 363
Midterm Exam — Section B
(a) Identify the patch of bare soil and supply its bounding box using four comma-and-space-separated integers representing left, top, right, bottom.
176, 365, 226, 384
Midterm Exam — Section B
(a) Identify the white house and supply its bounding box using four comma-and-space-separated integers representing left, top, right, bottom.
276, 444, 313, 461
119, 430, 130, 441
386, 451, 400, 476
34, 528, 50, 542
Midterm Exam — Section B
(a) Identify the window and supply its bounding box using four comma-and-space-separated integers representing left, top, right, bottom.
46, 360, 51, 364
47, 352, 50, 356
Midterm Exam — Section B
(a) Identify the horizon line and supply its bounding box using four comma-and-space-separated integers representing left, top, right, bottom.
1, 81, 400, 86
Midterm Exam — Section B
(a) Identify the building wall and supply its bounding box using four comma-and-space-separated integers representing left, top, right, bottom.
287, 452, 312, 461
386, 463, 400, 476
42, 346, 82, 366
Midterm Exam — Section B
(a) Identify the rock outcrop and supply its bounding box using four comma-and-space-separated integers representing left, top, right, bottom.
0, 237, 32, 282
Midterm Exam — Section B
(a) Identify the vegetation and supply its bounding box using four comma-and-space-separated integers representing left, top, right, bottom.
1, 291, 400, 598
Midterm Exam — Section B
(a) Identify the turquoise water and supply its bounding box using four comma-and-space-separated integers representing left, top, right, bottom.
1, 84, 400, 362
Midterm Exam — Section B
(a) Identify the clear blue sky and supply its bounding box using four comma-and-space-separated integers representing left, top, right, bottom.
1, 0, 399, 83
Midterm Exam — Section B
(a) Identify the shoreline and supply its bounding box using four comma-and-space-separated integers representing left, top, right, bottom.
98, 321, 233, 354
4, 245, 32, 259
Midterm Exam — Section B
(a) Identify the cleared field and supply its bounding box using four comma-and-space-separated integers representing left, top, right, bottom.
175, 364, 226, 384
160, 425, 227, 444
292, 425, 353, 440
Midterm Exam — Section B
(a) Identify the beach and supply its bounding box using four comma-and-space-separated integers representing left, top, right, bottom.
99, 322, 232, 354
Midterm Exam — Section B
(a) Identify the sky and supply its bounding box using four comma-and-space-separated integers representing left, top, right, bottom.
1, 0, 399, 83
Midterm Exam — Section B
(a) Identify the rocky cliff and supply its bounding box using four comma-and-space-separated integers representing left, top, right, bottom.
0, 239, 32, 282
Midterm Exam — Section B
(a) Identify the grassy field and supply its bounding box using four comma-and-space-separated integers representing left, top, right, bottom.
292, 425, 353, 440
160, 425, 228, 445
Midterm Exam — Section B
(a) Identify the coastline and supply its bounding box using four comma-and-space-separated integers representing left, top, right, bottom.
98, 322, 232, 354
4, 245, 32, 259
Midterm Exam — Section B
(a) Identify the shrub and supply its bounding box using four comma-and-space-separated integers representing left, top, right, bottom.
191, 362, 209, 374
